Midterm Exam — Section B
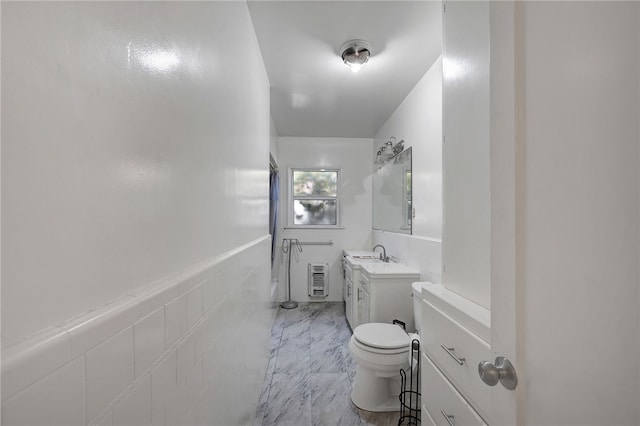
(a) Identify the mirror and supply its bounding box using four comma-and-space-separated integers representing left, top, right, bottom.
373, 147, 412, 234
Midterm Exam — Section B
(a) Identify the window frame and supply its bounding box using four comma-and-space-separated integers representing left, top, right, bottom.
287, 167, 342, 229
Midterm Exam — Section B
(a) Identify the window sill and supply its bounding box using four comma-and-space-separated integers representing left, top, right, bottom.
284, 226, 345, 230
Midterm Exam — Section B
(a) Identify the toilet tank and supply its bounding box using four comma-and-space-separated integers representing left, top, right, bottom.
412, 282, 423, 333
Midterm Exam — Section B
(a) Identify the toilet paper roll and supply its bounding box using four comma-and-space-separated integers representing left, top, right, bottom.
408, 333, 420, 370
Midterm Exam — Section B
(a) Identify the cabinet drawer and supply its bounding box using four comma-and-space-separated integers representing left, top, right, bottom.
422, 403, 437, 426
421, 298, 491, 418
422, 353, 486, 426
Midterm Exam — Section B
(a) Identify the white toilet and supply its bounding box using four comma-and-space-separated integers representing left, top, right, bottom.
348, 281, 424, 412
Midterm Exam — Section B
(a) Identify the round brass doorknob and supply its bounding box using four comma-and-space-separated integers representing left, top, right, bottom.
478, 356, 518, 390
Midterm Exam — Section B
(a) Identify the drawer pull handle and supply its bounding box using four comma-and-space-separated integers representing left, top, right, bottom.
357, 288, 362, 301
441, 410, 455, 426
441, 345, 466, 365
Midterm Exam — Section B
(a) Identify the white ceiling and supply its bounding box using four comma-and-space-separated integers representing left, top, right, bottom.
247, 1, 442, 138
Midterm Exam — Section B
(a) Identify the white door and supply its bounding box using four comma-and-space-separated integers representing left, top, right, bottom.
445, 2, 640, 425
489, 2, 640, 425
487, 3, 520, 424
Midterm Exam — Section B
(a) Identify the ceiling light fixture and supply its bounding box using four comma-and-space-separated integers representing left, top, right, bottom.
340, 39, 371, 73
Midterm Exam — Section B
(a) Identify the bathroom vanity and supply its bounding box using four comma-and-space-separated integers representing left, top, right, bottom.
342, 251, 420, 332
357, 262, 420, 332
342, 250, 378, 330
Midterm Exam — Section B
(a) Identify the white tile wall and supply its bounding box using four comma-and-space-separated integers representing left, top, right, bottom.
151, 405, 164, 426
194, 384, 216, 425
176, 332, 197, 385
164, 384, 187, 426
185, 360, 204, 414
373, 230, 442, 284
3, 357, 86, 425
85, 327, 135, 422
186, 285, 204, 329
112, 376, 151, 426
165, 294, 188, 349
134, 308, 165, 378
66, 297, 143, 359
95, 412, 113, 426
150, 351, 177, 421
1, 327, 72, 400
1, 237, 274, 425
203, 271, 223, 312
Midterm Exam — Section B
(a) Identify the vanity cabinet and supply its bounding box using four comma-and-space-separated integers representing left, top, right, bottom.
419, 283, 490, 425
343, 255, 377, 330
356, 274, 370, 325
357, 263, 420, 332
344, 261, 355, 327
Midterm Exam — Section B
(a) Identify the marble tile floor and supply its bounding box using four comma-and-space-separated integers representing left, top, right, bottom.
254, 302, 400, 426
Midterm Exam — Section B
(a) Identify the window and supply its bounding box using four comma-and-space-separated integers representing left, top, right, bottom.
289, 168, 340, 227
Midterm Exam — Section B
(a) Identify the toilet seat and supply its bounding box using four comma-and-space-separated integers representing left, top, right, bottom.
352, 323, 410, 354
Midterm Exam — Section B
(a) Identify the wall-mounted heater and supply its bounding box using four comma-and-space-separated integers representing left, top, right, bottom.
308, 263, 329, 297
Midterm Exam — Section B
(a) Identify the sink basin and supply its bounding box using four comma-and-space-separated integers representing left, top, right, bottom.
346, 256, 382, 270
343, 249, 378, 258
360, 262, 420, 279
354, 257, 383, 263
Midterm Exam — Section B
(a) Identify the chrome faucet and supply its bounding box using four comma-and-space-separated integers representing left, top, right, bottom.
372, 244, 389, 263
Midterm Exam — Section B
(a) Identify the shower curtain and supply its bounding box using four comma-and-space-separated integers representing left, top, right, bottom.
269, 167, 279, 265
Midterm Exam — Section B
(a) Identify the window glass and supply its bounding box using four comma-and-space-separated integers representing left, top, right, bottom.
293, 200, 337, 225
290, 169, 339, 227
293, 171, 337, 197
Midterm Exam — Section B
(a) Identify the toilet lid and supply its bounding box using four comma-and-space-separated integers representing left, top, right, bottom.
353, 323, 410, 349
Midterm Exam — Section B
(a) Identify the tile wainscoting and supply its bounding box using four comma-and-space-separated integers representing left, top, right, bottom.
2, 236, 275, 425
372, 230, 442, 284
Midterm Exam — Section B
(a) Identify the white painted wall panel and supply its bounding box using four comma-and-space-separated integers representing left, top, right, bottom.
2, 2, 273, 424
441, 0, 491, 309
2, 1, 270, 345
373, 54, 443, 282
375, 57, 443, 242
270, 118, 280, 166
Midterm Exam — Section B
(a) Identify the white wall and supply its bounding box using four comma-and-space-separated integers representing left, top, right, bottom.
372, 57, 443, 283
517, 2, 639, 424
276, 137, 373, 302
2, 2, 273, 425
269, 117, 280, 167
441, 0, 491, 309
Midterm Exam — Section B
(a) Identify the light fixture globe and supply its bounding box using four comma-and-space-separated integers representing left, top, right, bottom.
340, 39, 371, 73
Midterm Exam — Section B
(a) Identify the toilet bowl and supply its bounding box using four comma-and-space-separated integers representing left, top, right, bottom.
348, 281, 425, 412
349, 323, 413, 411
